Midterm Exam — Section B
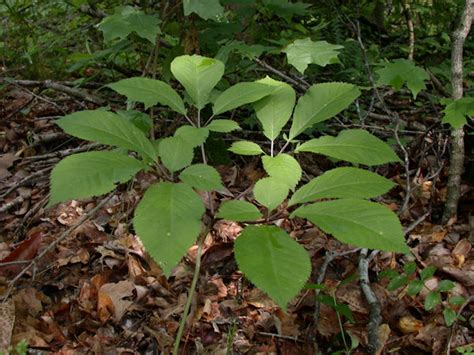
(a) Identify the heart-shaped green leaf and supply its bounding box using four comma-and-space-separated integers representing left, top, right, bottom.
253, 77, 296, 140
171, 55, 224, 109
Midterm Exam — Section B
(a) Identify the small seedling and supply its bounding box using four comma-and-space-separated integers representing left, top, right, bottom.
380, 263, 465, 326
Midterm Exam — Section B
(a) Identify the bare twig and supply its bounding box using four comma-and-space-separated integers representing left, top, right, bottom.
4, 96, 34, 120
257, 332, 304, 343
24, 143, 101, 161
30, 132, 68, 146
359, 249, 382, 355
313, 248, 361, 325
0, 190, 32, 213
254, 58, 309, 92
351, 20, 413, 215
403, 209, 431, 235
18, 195, 49, 235
427, 70, 450, 97
0, 167, 52, 199
394, 119, 412, 215
443, 0, 474, 223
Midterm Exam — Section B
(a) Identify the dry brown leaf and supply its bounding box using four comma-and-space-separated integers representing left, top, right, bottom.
246, 288, 277, 309
318, 303, 341, 337
452, 239, 472, 268
97, 280, 135, 322
56, 247, 89, 266
0, 229, 43, 276
12, 327, 51, 349
430, 230, 447, 243
127, 255, 146, 278
336, 284, 368, 314
78, 280, 97, 313
40, 311, 67, 344
419, 277, 439, 299
0, 153, 19, 179
376, 323, 391, 355
275, 309, 300, 337
14, 288, 43, 317
442, 260, 474, 286
397, 315, 423, 334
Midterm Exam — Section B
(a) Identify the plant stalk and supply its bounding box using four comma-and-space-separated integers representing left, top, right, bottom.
172, 232, 205, 355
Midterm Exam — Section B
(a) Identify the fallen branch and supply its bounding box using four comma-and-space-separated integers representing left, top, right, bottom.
24, 143, 101, 161
30, 132, 68, 146
359, 249, 382, 355
257, 332, 304, 343
313, 249, 360, 324
0, 190, 32, 213
0, 167, 52, 199
403, 209, 431, 235
1, 78, 106, 106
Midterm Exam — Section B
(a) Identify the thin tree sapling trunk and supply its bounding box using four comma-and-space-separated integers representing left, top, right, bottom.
443, 0, 474, 224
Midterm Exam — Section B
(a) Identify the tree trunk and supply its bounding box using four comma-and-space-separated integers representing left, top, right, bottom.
443, 0, 474, 224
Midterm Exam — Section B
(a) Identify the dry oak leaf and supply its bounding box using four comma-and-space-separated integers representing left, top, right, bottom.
0, 230, 43, 277
97, 280, 135, 322
0, 153, 19, 180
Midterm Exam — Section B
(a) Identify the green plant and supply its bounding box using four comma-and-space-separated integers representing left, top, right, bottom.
380, 263, 465, 326
375, 58, 429, 99
457, 344, 474, 355
0, 339, 28, 355
48, 53, 408, 349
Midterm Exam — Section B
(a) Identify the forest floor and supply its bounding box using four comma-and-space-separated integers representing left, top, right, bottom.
0, 83, 473, 354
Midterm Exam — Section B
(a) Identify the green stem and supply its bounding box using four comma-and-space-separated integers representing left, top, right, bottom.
172, 232, 205, 355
